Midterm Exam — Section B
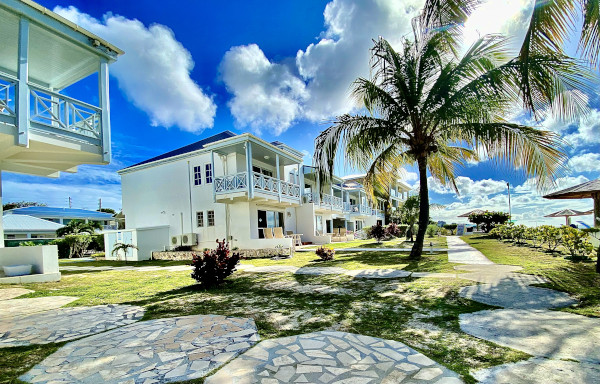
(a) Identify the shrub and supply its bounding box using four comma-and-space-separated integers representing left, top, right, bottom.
539, 225, 562, 252
62, 234, 92, 258
50, 238, 70, 258
19, 241, 37, 246
315, 246, 335, 261
525, 226, 543, 248
426, 224, 439, 238
385, 223, 405, 238
560, 226, 594, 260
191, 239, 240, 288
468, 211, 510, 233
173, 245, 193, 251
510, 224, 528, 245
443, 224, 458, 235
88, 234, 105, 252
367, 223, 386, 243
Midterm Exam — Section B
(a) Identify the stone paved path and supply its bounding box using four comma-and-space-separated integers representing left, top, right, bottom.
459, 281, 576, 309
451, 237, 598, 383
205, 330, 463, 384
0, 287, 33, 300
21, 315, 259, 384
446, 236, 494, 264
460, 309, 600, 363
0, 304, 144, 347
0, 296, 79, 319
473, 357, 600, 384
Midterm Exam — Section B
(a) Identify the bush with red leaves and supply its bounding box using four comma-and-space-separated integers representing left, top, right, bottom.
191, 239, 240, 288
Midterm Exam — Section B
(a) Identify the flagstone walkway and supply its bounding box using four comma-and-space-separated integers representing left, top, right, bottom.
21, 314, 259, 384
449, 236, 600, 384
205, 331, 463, 384
0, 304, 144, 347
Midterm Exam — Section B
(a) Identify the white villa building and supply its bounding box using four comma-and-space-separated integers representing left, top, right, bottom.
115, 131, 411, 259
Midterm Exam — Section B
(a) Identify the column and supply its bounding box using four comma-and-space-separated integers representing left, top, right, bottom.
0, 172, 3, 247
246, 142, 254, 199
17, 17, 29, 147
99, 59, 111, 162
276, 154, 281, 202
298, 164, 304, 205
211, 151, 216, 202
593, 192, 600, 228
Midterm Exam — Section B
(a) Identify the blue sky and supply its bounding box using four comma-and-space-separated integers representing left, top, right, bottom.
4, 0, 600, 226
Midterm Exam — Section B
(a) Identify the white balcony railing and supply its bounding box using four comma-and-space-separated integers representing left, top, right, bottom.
305, 192, 344, 211
30, 85, 101, 140
214, 172, 301, 200
0, 75, 16, 118
350, 204, 372, 215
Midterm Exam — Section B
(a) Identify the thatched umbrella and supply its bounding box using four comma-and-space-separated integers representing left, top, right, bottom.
544, 209, 591, 226
457, 209, 485, 218
543, 179, 600, 228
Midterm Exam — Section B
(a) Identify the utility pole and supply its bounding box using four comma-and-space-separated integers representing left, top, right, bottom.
98, 198, 102, 211
68, 196, 72, 209
507, 182, 511, 222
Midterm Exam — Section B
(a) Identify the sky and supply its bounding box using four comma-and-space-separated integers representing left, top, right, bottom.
3, 0, 600, 226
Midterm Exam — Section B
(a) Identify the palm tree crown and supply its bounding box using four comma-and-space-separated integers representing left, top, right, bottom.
314, 9, 593, 258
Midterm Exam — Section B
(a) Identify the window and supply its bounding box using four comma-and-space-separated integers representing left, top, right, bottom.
257, 209, 284, 238
194, 165, 202, 185
252, 165, 273, 177
207, 210, 215, 226
196, 211, 204, 227
205, 164, 213, 183
356, 221, 363, 230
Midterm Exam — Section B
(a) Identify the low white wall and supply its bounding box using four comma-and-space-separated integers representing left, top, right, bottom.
0, 245, 60, 283
136, 227, 170, 260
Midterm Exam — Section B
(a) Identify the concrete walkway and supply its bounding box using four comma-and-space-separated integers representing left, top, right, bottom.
449, 236, 599, 384
446, 236, 494, 264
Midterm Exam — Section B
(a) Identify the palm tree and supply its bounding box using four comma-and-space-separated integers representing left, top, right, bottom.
56, 219, 102, 237
420, 0, 600, 118
111, 242, 138, 264
314, 12, 592, 259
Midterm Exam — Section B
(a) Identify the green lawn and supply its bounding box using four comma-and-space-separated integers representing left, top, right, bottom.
0, 266, 525, 384
59, 258, 191, 267
462, 235, 600, 317
303, 236, 447, 249
242, 248, 457, 273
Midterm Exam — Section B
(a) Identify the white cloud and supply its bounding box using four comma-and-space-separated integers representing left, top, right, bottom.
428, 176, 507, 197
563, 109, 600, 147
431, 175, 594, 227
515, 175, 590, 194
220, 45, 308, 134
568, 153, 600, 173
54, 6, 216, 133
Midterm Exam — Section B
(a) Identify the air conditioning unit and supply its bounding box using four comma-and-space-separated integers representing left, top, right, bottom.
170, 235, 181, 247
181, 233, 198, 246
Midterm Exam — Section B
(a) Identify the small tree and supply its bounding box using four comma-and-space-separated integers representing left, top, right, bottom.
539, 225, 562, 252
560, 227, 594, 260
468, 211, 510, 233
63, 234, 92, 258
443, 224, 458, 235
3, 201, 46, 211
191, 239, 240, 288
315, 246, 335, 261
56, 220, 102, 237
367, 223, 386, 243
112, 242, 138, 264
399, 196, 420, 241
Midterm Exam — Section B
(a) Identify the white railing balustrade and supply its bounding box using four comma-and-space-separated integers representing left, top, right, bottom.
331, 196, 343, 210
215, 171, 300, 200
214, 172, 248, 193
29, 85, 101, 139
0, 75, 16, 117
343, 202, 351, 212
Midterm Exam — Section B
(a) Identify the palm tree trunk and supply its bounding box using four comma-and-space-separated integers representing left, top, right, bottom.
410, 157, 429, 260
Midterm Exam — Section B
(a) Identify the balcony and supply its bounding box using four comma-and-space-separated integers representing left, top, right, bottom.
0, 1, 122, 177
305, 192, 344, 212
214, 171, 301, 205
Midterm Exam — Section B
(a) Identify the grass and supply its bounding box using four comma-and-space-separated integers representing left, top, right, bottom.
463, 235, 600, 317
58, 258, 191, 267
0, 266, 527, 384
303, 236, 447, 249
242, 248, 457, 273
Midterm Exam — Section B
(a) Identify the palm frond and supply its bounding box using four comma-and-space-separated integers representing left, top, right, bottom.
579, 0, 600, 66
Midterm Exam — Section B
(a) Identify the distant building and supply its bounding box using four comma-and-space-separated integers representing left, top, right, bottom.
3, 214, 64, 239
4, 207, 117, 230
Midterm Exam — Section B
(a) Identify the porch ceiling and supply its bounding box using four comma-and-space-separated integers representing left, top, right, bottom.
212, 141, 300, 167
0, 7, 106, 90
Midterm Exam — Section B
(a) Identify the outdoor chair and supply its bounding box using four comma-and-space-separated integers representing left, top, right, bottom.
286, 230, 293, 236
273, 227, 285, 239
263, 228, 274, 239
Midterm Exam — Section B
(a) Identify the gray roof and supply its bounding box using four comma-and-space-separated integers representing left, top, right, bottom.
543, 179, 600, 199
3, 215, 64, 233
544, 209, 591, 217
